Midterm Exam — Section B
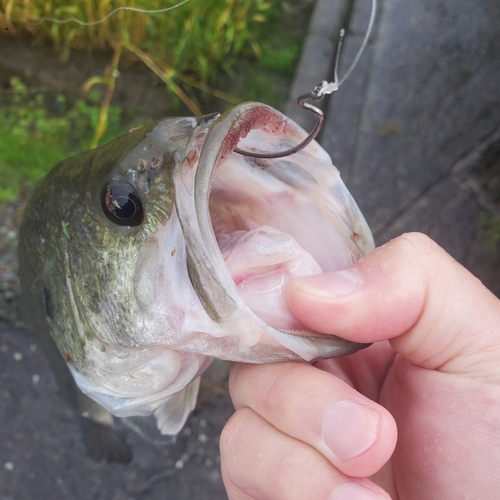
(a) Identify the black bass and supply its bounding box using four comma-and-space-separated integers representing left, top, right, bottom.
18, 102, 374, 460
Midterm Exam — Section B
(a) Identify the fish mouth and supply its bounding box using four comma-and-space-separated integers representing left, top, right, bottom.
175, 103, 373, 362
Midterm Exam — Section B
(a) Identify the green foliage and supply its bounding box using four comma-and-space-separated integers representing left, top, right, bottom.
259, 45, 302, 77
0, 78, 128, 202
0, 1, 312, 201
253, 1, 308, 78
2, 0, 273, 82
480, 213, 500, 252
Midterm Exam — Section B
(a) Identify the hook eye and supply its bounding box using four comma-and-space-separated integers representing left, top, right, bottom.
233, 98, 324, 160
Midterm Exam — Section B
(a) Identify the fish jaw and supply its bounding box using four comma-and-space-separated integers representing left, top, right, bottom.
172, 102, 374, 361
69, 339, 212, 418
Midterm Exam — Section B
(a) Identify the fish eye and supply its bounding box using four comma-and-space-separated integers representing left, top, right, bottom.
100, 181, 144, 226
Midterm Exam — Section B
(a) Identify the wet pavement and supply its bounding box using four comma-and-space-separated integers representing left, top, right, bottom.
312, 0, 500, 295
2, 0, 500, 499
0, 320, 233, 500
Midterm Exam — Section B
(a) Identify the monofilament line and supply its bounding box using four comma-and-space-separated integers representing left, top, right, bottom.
336, 0, 377, 88
34, 0, 190, 26
235, 0, 377, 159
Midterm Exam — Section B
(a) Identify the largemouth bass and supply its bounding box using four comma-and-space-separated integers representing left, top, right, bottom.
18, 102, 374, 461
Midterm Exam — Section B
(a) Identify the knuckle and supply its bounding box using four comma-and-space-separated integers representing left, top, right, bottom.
257, 364, 297, 412
391, 231, 434, 256
220, 409, 249, 453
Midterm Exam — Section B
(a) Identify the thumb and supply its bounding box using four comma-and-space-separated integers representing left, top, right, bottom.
287, 232, 500, 382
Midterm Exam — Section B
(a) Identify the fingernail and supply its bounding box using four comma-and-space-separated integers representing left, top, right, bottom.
333, 483, 388, 500
291, 270, 360, 298
323, 400, 379, 461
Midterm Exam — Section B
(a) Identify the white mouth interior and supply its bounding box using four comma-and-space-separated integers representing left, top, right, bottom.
208, 129, 356, 332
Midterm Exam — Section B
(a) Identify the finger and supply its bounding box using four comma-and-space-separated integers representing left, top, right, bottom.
220, 407, 391, 500
229, 362, 397, 478
287, 232, 500, 382
315, 341, 397, 402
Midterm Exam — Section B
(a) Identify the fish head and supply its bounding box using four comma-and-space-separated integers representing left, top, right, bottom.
19, 103, 374, 432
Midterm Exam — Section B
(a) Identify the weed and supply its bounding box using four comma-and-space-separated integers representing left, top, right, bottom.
1, 0, 277, 144
0, 1, 312, 199
480, 213, 500, 252
259, 45, 302, 77
0, 77, 130, 202
1, 0, 271, 82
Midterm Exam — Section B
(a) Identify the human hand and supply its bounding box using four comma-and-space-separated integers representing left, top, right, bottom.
220, 233, 500, 499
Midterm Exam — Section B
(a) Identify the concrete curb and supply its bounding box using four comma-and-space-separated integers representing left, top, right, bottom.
284, 0, 349, 131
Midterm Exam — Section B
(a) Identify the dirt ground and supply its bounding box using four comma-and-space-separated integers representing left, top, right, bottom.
0, 320, 235, 500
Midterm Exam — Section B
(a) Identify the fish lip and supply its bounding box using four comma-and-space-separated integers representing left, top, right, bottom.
183, 102, 370, 360
196, 112, 220, 126
186, 103, 292, 324
192, 103, 310, 321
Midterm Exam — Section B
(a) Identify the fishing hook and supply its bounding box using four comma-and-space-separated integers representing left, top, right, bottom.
235, 0, 376, 160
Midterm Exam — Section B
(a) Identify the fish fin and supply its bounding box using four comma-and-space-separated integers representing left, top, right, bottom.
154, 377, 201, 435
80, 415, 132, 463
77, 388, 133, 463
121, 415, 177, 446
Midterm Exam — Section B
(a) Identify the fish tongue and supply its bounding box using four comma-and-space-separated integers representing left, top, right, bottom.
219, 226, 323, 331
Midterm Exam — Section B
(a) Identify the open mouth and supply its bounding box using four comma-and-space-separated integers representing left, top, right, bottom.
176, 103, 373, 360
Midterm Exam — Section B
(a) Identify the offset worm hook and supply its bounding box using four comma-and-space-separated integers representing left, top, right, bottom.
233, 83, 328, 159
235, 0, 376, 160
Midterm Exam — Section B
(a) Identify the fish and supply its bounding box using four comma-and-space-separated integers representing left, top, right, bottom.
18, 102, 374, 461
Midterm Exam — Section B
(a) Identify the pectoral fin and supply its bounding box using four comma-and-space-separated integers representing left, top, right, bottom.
154, 377, 201, 435
77, 389, 133, 463
80, 415, 132, 463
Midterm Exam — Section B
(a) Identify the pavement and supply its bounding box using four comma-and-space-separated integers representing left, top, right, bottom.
288, 0, 500, 296
1, 0, 500, 499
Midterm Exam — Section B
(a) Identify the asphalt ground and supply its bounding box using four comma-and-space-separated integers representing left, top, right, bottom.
0, 319, 233, 500
314, 0, 500, 295
2, 0, 500, 499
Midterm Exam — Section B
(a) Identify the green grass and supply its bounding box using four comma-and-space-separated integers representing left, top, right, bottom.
259, 45, 302, 77
0, 78, 131, 202
0, 1, 312, 201
1, 0, 285, 143
1, 0, 272, 82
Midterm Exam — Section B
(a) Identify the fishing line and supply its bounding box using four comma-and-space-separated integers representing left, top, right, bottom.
15, 0, 190, 26
235, 0, 377, 159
